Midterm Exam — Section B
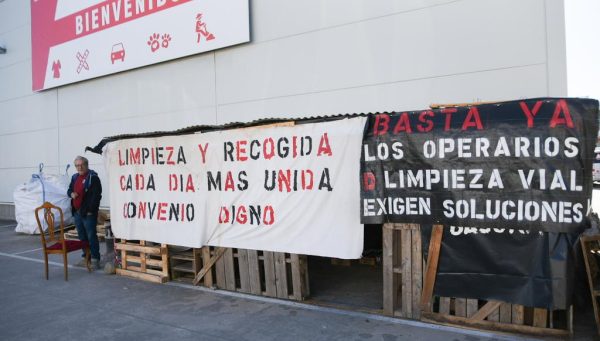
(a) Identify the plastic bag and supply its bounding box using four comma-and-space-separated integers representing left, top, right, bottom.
13, 164, 73, 234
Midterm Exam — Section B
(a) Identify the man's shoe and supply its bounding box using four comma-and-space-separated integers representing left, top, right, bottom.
91, 259, 101, 270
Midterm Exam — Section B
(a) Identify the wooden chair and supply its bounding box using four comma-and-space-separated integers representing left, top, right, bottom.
35, 202, 91, 280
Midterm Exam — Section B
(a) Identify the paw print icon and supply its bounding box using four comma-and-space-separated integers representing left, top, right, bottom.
148, 33, 160, 52
161, 34, 172, 48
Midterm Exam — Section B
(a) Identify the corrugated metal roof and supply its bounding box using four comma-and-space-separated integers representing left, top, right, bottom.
86, 113, 368, 154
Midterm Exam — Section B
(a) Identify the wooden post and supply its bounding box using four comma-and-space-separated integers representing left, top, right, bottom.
420, 224, 444, 312
201, 247, 213, 287
400, 227, 412, 318
382, 224, 396, 315
410, 225, 422, 319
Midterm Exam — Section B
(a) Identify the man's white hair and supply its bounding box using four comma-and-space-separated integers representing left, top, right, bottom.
74, 155, 88, 166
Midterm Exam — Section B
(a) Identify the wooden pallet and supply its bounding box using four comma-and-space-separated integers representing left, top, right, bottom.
422, 299, 572, 337
581, 234, 600, 336
382, 223, 572, 337
115, 240, 169, 283
382, 223, 423, 319
63, 210, 109, 241
169, 247, 206, 284
204, 247, 309, 301
64, 223, 106, 241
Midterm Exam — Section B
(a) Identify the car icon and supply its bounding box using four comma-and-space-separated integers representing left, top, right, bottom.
111, 43, 125, 64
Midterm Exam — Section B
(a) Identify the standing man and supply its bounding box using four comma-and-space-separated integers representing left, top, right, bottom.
68, 156, 102, 269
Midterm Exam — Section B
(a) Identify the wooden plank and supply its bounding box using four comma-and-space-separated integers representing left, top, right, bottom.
263, 251, 277, 297
568, 305, 574, 334
125, 256, 163, 267
274, 252, 288, 299
289, 254, 303, 300
140, 241, 147, 272
466, 299, 478, 318
400, 228, 412, 318
429, 100, 499, 109
487, 307, 500, 322
511, 304, 525, 325
192, 247, 226, 286
116, 268, 168, 283
499, 303, 512, 323
300, 255, 310, 298
247, 250, 262, 295
470, 301, 501, 321
533, 308, 548, 328
126, 266, 166, 277
223, 248, 236, 290
264, 251, 278, 296
120, 239, 128, 271
455, 299, 467, 317
422, 312, 569, 338
581, 236, 600, 336
237, 249, 251, 293
201, 247, 213, 288
411, 226, 422, 319
160, 244, 169, 278
214, 247, 226, 289
115, 242, 162, 255
242, 121, 295, 130
331, 258, 351, 266
382, 224, 395, 315
193, 248, 202, 274
420, 224, 443, 312
439, 297, 451, 315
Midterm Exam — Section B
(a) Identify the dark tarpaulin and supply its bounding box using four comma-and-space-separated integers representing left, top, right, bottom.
421, 226, 579, 310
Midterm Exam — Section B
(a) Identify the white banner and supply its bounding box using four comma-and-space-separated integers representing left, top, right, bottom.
32, 0, 250, 91
105, 118, 367, 258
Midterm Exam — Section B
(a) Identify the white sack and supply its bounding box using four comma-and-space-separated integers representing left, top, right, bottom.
13, 172, 73, 234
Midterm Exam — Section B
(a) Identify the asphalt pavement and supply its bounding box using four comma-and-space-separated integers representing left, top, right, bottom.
0, 219, 543, 341
5, 186, 600, 341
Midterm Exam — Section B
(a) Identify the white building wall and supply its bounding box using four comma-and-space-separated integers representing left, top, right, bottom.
0, 0, 567, 216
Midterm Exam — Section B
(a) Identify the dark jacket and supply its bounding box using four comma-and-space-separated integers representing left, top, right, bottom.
67, 170, 102, 216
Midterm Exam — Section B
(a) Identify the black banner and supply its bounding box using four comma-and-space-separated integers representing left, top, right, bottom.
361, 98, 599, 233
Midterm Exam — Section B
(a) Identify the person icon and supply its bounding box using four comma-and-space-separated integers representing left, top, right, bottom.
52, 60, 61, 78
195, 13, 215, 43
